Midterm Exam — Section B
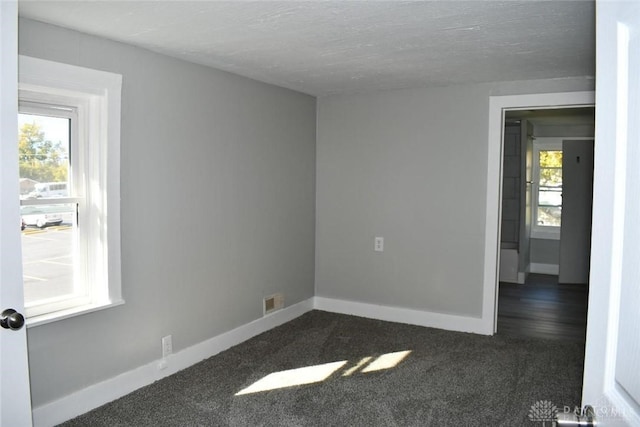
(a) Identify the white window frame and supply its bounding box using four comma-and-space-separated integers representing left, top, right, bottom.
531, 139, 563, 240
19, 55, 123, 326
19, 102, 87, 316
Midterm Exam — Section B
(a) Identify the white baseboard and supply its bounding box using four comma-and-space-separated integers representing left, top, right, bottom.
32, 298, 315, 427
502, 272, 526, 284
529, 263, 559, 275
313, 296, 488, 335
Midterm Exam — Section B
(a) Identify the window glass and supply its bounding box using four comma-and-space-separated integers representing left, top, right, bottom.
19, 110, 85, 317
536, 149, 563, 228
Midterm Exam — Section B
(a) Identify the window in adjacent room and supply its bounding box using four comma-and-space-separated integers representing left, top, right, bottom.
532, 140, 563, 239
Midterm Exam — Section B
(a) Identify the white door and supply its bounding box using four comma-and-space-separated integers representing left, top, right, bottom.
0, 1, 33, 425
579, 1, 640, 425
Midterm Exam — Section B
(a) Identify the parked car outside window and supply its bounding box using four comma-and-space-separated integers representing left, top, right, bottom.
20, 206, 63, 228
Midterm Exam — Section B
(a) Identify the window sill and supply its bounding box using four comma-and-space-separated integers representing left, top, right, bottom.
531, 229, 561, 240
26, 299, 125, 328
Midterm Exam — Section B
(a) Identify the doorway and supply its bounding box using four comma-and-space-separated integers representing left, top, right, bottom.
496, 107, 595, 341
479, 90, 595, 336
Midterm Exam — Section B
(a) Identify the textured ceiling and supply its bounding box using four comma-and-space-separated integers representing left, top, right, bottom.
18, 1, 595, 96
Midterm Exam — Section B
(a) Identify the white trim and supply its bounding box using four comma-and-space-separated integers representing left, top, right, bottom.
313, 296, 487, 335
32, 298, 315, 427
502, 270, 527, 285
483, 91, 595, 335
529, 263, 560, 275
531, 229, 561, 240
26, 299, 125, 328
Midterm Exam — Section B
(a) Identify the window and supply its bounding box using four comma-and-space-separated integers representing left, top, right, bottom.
532, 140, 563, 239
19, 104, 79, 317
19, 56, 123, 325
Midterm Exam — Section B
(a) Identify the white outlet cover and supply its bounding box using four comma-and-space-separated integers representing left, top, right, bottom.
162, 335, 173, 358
374, 237, 384, 252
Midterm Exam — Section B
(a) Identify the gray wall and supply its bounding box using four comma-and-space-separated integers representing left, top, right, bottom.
20, 19, 316, 407
316, 78, 594, 317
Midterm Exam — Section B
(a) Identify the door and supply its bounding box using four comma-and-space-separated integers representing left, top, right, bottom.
0, 1, 33, 425
579, 1, 640, 425
558, 140, 594, 284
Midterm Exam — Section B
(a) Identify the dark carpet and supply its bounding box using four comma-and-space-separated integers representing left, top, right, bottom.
60, 310, 585, 426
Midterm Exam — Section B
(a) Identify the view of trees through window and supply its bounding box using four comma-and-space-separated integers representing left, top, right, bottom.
19, 117, 69, 183
537, 150, 563, 227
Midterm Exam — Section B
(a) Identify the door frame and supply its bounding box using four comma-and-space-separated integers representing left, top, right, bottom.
481, 91, 595, 334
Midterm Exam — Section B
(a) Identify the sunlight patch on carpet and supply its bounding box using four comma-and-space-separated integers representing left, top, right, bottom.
361, 350, 412, 373
235, 361, 347, 395
342, 356, 373, 377
235, 350, 412, 396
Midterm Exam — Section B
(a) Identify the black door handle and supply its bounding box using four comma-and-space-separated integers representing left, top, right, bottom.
1, 308, 25, 331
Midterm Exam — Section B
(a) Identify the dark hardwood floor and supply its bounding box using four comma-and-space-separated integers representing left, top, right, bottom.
497, 274, 589, 342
